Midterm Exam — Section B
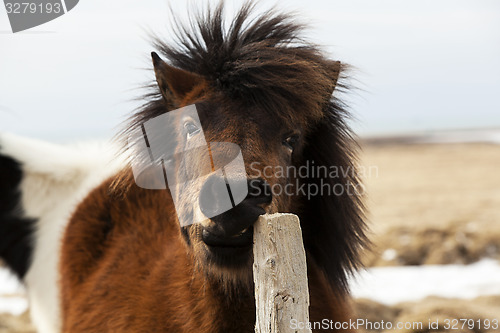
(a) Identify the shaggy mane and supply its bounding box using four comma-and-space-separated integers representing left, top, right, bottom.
125, 1, 348, 132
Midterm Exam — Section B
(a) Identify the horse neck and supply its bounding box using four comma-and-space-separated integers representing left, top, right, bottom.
119, 181, 256, 331
140, 230, 255, 332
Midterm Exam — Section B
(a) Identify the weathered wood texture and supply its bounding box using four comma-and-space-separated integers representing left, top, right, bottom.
253, 213, 311, 333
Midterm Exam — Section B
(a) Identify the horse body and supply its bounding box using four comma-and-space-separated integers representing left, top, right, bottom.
60, 176, 351, 332
1, 3, 367, 332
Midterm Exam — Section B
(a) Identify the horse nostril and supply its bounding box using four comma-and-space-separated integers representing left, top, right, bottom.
199, 176, 272, 238
247, 178, 272, 205
199, 176, 272, 219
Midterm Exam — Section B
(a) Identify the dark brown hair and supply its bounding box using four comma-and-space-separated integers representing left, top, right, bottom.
124, 1, 368, 292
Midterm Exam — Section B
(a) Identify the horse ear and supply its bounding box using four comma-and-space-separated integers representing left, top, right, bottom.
328, 60, 341, 95
151, 52, 203, 106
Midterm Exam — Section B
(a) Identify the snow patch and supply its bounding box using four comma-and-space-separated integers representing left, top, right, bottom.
351, 259, 500, 305
0, 269, 28, 315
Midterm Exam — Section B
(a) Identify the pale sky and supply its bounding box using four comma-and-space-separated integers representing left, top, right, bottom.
1, 0, 499, 142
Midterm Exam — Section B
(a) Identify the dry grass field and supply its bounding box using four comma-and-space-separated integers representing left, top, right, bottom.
360, 143, 500, 267
0, 312, 34, 333
354, 142, 500, 332
355, 295, 500, 333
1, 142, 499, 332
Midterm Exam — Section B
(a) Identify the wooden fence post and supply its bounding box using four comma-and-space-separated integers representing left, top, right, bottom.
253, 213, 312, 333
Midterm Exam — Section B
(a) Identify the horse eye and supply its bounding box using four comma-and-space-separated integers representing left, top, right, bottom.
283, 134, 299, 151
184, 122, 200, 138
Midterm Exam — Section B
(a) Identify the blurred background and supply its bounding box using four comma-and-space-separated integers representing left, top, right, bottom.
1, 0, 500, 332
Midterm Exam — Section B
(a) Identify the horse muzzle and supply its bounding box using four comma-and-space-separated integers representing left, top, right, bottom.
199, 177, 272, 248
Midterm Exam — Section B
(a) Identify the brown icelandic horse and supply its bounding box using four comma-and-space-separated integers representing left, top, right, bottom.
0, 2, 367, 332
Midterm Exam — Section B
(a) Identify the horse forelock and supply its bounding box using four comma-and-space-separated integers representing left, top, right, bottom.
122, 1, 347, 133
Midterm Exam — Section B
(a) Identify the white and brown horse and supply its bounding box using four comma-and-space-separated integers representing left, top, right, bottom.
0, 2, 367, 332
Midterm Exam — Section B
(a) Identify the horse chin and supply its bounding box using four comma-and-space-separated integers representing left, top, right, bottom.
187, 225, 255, 292
204, 241, 253, 267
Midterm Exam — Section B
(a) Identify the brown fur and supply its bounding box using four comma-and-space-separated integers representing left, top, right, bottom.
61, 178, 354, 332
61, 2, 367, 332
